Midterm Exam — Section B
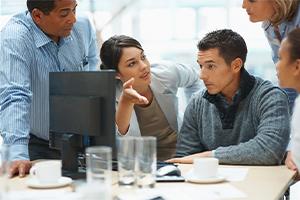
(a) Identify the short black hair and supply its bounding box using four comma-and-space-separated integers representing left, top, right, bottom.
100, 35, 143, 72
27, 0, 56, 14
286, 28, 300, 61
197, 29, 247, 67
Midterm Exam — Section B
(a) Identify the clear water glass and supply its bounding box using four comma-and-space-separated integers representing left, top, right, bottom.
135, 137, 156, 188
85, 146, 112, 200
117, 136, 136, 187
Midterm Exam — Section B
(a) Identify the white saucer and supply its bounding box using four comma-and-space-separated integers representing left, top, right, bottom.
26, 177, 73, 189
184, 170, 226, 184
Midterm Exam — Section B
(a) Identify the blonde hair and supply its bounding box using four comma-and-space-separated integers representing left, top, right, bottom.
270, 0, 300, 25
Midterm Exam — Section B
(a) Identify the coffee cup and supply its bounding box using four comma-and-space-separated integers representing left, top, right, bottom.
193, 158, 219, 179
30, 160, 62, 184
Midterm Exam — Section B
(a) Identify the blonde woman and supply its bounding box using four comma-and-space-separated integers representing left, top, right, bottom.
243, 0, 300, 63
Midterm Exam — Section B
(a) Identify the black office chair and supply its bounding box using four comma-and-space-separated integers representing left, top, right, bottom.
284, 187, 290, 200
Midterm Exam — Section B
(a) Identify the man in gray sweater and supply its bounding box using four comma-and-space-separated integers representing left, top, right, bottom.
168, 29, 290, 165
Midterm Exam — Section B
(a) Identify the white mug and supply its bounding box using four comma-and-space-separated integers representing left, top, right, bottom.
193, 158, 219, 179
30, 160, 62, 184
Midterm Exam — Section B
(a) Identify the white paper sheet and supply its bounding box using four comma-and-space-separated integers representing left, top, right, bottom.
117, 183, 247, 200
218, 167, 249, 182
4, 191, 82, 200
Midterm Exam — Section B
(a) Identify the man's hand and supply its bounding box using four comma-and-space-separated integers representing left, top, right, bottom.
9, 160, 32, 178
285, 151, 298, 171
166, 151, 212, 164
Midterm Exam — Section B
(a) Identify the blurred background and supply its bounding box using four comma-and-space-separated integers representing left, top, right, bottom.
0, 0, 277, 84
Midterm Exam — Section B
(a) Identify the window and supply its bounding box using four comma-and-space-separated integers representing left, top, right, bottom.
0, 0, 277, 83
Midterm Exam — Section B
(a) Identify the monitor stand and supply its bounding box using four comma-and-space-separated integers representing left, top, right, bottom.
60, 133, 86, 179
62, 168, 86, 180
50, 132, 118, 180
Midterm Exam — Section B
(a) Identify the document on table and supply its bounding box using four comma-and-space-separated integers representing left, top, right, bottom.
117, 183, 247, 200
218, 167, 249, 182
157, 184, 246, 199
4, 191, 82, 200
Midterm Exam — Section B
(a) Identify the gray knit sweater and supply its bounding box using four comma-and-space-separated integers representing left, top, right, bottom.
176, 72, 290, 165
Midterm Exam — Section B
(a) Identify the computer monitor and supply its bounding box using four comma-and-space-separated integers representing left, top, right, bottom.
48, 70, 116, 179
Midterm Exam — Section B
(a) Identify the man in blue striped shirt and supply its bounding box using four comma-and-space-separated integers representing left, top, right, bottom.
0, 0, 99, 177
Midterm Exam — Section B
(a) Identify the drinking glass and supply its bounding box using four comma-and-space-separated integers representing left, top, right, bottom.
135, 137, 156, 188
117, 137, 136, 187
85, 146, 112, 200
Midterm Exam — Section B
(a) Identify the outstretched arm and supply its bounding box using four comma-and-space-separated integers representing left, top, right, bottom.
116, 78, 148, 134
0, 29, 33, 177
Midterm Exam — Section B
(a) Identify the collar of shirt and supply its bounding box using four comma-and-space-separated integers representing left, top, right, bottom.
262, 4, 300, 35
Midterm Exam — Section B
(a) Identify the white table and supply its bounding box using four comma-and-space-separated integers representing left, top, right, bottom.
1, 164, 296, 200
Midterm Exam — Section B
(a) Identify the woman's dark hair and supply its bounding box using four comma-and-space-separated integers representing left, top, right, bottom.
27, 0, 56, 14
197, 29, 247, 68
286, 28, 300, 61
100, 35, 143, 71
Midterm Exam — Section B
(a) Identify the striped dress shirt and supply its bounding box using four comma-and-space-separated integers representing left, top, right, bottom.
0, 11, 99, 160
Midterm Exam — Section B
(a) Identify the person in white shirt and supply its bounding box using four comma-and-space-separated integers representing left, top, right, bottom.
276, 28, 300, 171
243, 0, 300, 170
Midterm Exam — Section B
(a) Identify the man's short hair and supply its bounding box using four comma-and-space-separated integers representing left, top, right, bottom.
197, 29, 247, 67
27, 0, 56, 14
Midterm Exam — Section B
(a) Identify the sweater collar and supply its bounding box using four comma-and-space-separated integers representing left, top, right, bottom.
203, 68, 256, 129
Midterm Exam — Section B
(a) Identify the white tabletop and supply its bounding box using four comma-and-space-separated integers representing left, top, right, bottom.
1, 164, 296, 200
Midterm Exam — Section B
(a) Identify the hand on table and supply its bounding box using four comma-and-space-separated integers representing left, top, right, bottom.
285, 151, 298, 171
166, 151, 212, 164
9, 160, 32, 178
284, 151, 300, 180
